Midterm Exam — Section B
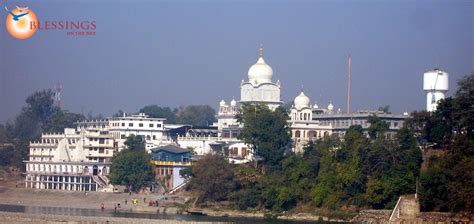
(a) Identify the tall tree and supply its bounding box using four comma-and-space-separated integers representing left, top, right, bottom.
9, 90, 84, 166
367, 115, 389, 139
236, 104, 291, 168
109, 135, 153, 192
139, 105, 178, 123
187, 154, 235, 202
176, 105, 216, 127
452, 73, 474, 136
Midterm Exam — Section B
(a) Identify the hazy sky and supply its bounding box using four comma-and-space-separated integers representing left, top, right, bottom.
0, 0, 472, 123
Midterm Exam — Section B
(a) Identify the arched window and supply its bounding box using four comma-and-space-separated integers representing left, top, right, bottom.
304, 113, 307, 120
295, 131, 301, 138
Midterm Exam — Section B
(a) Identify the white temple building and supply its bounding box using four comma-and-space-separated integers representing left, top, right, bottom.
25, 128, 116, 191
289, 91, 333, 153
240, 47, 282, 110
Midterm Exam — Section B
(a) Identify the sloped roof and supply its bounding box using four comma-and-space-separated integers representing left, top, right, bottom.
151, 145, 190, 154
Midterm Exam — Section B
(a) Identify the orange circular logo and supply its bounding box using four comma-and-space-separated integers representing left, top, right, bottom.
5, 7, 38, 39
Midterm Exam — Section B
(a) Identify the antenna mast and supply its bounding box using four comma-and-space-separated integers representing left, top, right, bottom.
346, 55, 352, 114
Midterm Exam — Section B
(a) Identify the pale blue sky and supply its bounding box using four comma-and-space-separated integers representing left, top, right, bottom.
0, 0, 472, 122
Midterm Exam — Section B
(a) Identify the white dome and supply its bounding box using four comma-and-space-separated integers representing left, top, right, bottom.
219, 100, 226, 106
230, 99, 237, 106
313, 103, 319, 109
294, 92, 310, 108
248, 48, 273, 84
327, 102, 334, 111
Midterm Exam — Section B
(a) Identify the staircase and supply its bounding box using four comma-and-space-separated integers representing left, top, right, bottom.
98, 175, 109, 184
168, 180, 188, 195
389, 194, 420, 223
92, 175, 108, 188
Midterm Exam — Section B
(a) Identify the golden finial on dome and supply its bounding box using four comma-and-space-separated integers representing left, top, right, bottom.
259, 44, 264, 57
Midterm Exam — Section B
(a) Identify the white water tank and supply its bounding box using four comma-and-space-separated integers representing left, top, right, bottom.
423, 69, 449, 112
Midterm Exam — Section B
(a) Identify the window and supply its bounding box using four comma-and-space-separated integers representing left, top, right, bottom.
157, 124, 162, 128
394, 122, 398, 127
121, 123, 125, 127
99, 138, 104, 144
129, 123, 133, 127
149, 124, 154, 127
139, 123, 143, 127
153, 135, 156, 140
295, 130, 301, 138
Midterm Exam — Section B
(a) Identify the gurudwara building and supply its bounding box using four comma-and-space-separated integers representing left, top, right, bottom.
182, 47, 408, 155
24, 47, 411, 191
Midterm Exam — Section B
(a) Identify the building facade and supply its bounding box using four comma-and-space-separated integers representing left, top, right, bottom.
75, 113, 184, 152
25, 128, 115, 191
150, 145, 192, 191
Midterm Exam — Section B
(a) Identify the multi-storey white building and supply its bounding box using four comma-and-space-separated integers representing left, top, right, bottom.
76, 113, 179, 152
25, 112, 190, 192
25, 128, 116, 191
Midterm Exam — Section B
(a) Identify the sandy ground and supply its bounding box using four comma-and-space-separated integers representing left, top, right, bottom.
0, 169, 184, 213
0, 185, 165, 211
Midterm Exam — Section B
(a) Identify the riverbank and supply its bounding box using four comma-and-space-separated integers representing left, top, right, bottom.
0, 170, 358, 223
0, 176, 350, 223
0, 211, 226, 224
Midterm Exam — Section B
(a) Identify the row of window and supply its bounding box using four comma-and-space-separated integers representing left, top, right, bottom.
30, 157, 52, 161
293, 130, 329, 138
158, 167, 173, 176
111, 122, 162, 128
292, 112, 311, 121
28, 164, 108, 174
31, 148, 54, 152
319, 119, 400, 128
229, 147, 248, 157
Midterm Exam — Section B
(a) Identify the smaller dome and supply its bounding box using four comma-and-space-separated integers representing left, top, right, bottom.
230, 99, 237, 106
327, 102, 334, 111
294, 92, 310, 108
219, 100, 226, 106
313, 103, 319, 109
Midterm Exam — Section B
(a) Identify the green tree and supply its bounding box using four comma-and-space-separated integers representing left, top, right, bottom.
139, 105, 178, 123
230, 165, 262, 210
123, 135, 145, 152
109, 135, 153, 192
187, 154, 235, 202
378, 105, 390, 113
9, 89, 76, 167
43, 109, 85, 133
367, 115, 389, 139
452, 73, 474, 136
420, 73, 474, 212
0, 125, 15, 166
364, 127, 421, 209
236, 104, 291, 168
176, 105, 216, 127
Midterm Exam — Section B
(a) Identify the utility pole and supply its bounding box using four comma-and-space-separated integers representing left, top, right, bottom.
346, 55, 352, 114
